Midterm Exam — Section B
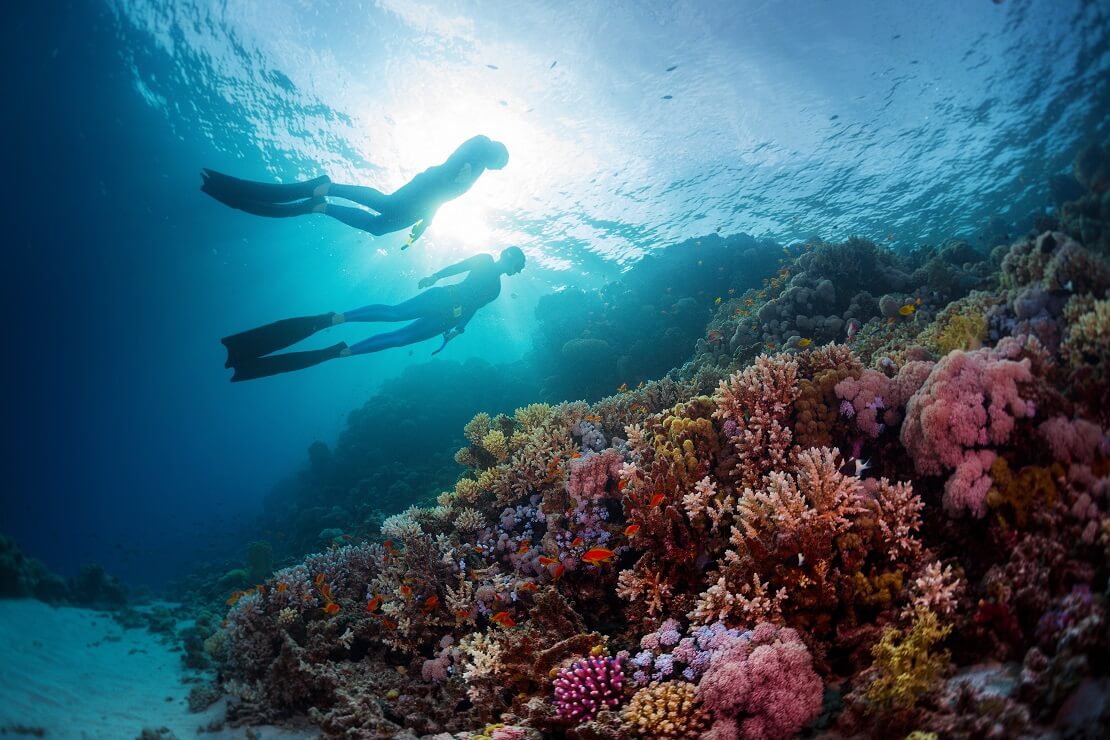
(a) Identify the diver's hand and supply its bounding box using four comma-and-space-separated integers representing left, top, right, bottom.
418, 275, 437, 289
454, 163, 473, 184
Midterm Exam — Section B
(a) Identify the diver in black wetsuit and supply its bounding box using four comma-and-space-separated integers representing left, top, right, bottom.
200, 135, 509, 248
221, 247, 525, 382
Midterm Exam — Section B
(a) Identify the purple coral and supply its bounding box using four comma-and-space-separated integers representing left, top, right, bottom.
552, 654, 626, 722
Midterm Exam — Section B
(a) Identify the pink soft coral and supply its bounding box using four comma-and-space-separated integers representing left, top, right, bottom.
1039, 416, 1109, 464
566, 448, 624, 503
696, 622, 824, 740
901, 346, 1034, 516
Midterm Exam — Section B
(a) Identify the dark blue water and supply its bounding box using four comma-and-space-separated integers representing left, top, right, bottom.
2, 0, 1108, 588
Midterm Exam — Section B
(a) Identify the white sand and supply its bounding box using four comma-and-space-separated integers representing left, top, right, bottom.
0, 599, 310, 739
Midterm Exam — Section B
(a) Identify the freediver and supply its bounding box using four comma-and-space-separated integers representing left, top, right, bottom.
200, 135, 509, 248
221, 247, 526, 381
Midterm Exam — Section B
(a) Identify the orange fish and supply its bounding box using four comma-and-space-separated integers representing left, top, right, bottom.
518, 581, 539, 592
538, 556, 559, 566
226, 591, 243, 606
277, 582, 288, 594
571, 536, 585, 548
491, 611, 516, 628
553, 564, 566, 581
366, 595, 382, 612
320, 583, 332, 599
455, 608, 472, 619
624, 524, 641, 537
383, 540, 395, 550
401, 585, 412, 599
323, 602, 340, 615
517, 540, 531, 554
570, 451, 581, 459
423, 595, 440, 610
381, 618, 397, 630
649, 493, 665, 507
582, 547, 617, 564
617, 479, 628, 493
314, 573, 325, 587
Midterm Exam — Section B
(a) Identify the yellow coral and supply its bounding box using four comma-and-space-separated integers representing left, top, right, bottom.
865, 608, 951, 710
464, 412, 492, 444
986, 458, 1060, 528
1062, 296, 1109, 369
622, 681, 708, 738
476, 467, 503, 492
935, 312, 987, 354
514, 402, 554, 432
480, 429, 509, 462
455, 478, 481, 503
455, 447, 477, 468
436, 491, 453, 507
853, 570, 904, 608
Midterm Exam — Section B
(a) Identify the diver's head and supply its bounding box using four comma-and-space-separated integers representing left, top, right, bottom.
499, 246, 526, 275
485, 140, 510, 170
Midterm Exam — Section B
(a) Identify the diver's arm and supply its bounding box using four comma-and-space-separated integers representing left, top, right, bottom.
418, 254, 492, 287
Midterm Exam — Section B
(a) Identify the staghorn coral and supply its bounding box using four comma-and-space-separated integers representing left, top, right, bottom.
621, 681, 708, 738
696, 622, 823, 740
715, 354, 800, 490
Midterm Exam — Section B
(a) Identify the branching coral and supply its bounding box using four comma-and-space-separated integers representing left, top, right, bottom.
715, 354, 800, 490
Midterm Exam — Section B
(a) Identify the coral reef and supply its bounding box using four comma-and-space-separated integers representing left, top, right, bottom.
196, 152, 1110, 738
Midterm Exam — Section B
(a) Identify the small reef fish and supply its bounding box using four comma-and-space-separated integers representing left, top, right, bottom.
714, 297, 722, 305
649, 493, 665, 507
277, 582, 288, 594
517, 541, 531, 554
854, 458, 872, 477
455, 608, 472, 619
899, 304, 916, 316
366, 595, 382, 612
401, 585, 412, 599
845, 318, 861, 343
323, 602, 340, 615
571, 536, 585, 548
553, 564, 566, 581
797, 338, 812, 348
227, 591, 243, 606
617, 383, 629, 393
624, 524, 641, 537
538, 556, 559, 566
617, 479, 629, 493
491, 611, 516, 628
518, 581, 539, 592
423, 595, 439, 610
582, 547, 617, 564
314, 573, 325, 587
706, 329, 724, 345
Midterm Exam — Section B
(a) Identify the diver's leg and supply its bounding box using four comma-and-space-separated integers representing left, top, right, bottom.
340, 291, 445, 323
326, 184, 391, 212
211, 196, 327, 219
229, 342, 349, 382
221, 313, 339, 368
347, 318, 447, 355
319, 203, 407, 236
201, 169, 331, 204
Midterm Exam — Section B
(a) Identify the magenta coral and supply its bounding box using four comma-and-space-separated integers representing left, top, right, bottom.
567, 448, 625, 503
696, 622, 824, 740
901, 346, 1035, 516
551, 654, 626, 722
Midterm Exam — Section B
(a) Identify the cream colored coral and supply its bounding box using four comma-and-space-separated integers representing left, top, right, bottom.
455, 478, 481, 503
622, 681, 708, 738
381, 512, 423, 540
514, 402, 554, 432
276, 607, 298, 627
688, 573, 786, 625
481, 429, 509, 462
454, 507, 486, 533
455, 447, 477, 467
464, 412, 492, 444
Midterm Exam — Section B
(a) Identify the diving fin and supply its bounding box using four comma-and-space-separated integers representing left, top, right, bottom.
200, 169, 330, 204
230, 342, 348, 382
222, 313, 336, 368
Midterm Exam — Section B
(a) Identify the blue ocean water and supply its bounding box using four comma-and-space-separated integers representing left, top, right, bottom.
1, 0, 1107, 588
